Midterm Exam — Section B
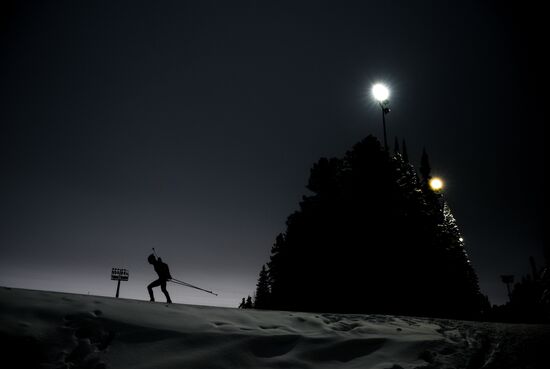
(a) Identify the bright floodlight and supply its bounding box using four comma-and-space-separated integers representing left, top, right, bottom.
429, 177, 444, 191
372, 83, 390, 102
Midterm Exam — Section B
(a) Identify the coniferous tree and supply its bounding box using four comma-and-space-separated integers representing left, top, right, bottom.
402, 139, 409, 163
420, 148, 431, 182
394, 136, 400, 155
432, 202, 481, 317
268, 233, 289, 310
254, 264, 270, 309
245, 295, 253, 309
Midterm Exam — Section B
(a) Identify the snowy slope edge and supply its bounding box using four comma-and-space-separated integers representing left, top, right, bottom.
0, 287, 548, 369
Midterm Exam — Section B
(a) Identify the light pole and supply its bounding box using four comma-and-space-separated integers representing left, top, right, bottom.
372, 83, 391, 151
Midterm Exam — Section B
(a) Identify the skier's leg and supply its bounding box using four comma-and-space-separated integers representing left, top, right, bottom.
147, 279, 161, 302
161, 280, 172, 303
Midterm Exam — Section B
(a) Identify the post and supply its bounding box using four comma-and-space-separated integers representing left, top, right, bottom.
116, 277, 121, 298
371, 83, 390, 151
381, 104, 388, 151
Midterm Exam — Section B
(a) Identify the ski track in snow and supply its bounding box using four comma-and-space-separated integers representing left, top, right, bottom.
0, 287, 548, 369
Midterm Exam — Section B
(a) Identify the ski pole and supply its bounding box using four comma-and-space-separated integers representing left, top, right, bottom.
152, 248, 159, 258
170, 278, 218, 296
171, 279, 218, 296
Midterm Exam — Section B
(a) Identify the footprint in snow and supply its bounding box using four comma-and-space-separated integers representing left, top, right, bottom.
59, 311, 114, 368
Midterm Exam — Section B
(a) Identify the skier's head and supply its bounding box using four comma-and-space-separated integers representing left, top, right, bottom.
148, 254, 157, 264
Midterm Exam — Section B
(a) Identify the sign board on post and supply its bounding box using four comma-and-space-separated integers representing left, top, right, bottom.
111, 268, 129, 298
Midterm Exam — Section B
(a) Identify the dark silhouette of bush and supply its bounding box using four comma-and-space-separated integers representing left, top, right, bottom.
238, 297, 246, 309
238, 295, 254, 309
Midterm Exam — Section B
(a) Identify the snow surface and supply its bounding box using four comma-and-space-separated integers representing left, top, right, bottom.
0, 287, 548, 369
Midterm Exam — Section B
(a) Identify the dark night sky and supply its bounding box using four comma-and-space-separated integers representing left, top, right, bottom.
0, 1, 545, 307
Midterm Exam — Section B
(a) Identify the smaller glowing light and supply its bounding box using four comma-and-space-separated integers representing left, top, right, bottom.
429, 177, 444, 191
459, 237, 464, 242
372, 83, 390, 102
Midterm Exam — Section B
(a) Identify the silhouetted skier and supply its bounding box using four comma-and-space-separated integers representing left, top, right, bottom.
147, 254, 173, 303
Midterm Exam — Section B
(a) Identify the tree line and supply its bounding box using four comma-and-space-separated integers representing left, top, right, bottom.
242, 135, 485, 319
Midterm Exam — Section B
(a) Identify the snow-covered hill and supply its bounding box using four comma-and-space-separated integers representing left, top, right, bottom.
0, 287, 547, 369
